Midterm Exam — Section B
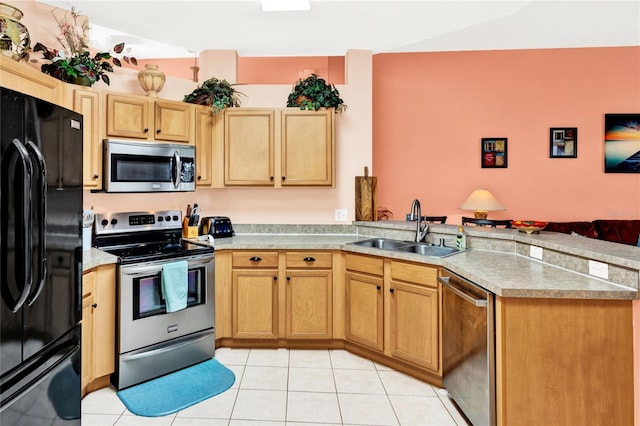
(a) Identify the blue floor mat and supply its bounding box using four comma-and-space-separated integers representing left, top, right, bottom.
116, 358, 235, 417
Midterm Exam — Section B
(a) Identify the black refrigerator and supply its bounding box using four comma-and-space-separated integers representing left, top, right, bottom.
1, 87, 82, 425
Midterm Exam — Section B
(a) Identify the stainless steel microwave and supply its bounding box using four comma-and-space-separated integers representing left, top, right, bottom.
103, 139, 195, 193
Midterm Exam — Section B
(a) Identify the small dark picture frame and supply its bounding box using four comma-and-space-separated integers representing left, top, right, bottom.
550, 127, 577, 158
481, 138, 508, 168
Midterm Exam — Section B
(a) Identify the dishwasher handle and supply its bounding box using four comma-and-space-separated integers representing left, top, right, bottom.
438, 276, 487, 308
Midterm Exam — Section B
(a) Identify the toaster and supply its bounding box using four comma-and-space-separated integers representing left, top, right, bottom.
199, 216, 234, 238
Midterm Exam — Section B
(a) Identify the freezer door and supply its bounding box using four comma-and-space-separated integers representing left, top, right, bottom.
0, 326, 81, 425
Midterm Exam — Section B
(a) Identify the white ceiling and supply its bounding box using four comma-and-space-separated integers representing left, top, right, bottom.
37, 0, 640, 59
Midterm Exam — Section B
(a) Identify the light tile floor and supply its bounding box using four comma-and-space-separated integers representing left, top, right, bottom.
81, 348, 470, 426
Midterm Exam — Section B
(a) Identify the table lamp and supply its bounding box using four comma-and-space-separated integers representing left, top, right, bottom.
459, 189, 506, 219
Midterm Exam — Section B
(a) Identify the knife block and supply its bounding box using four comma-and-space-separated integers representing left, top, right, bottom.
182, 217, 198, 238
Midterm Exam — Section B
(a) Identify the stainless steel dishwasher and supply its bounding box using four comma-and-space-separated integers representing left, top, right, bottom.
439, 270, 495, 426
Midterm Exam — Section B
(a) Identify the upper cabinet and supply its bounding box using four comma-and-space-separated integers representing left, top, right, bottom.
105, 93, 192, 143
281, 109, 334, 186
194, 105, 216, 187
223, 108, 334, 188
73, 88, 103, 189
0, 56, 67, 107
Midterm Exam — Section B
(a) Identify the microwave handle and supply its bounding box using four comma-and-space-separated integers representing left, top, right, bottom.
172, 150, 181, 189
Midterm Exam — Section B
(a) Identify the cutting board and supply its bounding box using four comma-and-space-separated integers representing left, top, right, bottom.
355, 166, 378, 221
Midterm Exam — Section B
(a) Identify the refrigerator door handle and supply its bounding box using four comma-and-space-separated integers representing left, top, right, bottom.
1, 138, 33, 313
25, 140, 48, 306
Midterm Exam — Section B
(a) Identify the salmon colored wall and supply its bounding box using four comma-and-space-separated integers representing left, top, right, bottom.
238, 56, 345, 84
373, 47, 640, 223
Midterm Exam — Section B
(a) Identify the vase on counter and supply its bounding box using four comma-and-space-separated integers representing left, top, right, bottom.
0, 2, 30, 61
138, 64, 165, 97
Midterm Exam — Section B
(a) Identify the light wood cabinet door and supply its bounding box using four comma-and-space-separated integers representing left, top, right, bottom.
194, 106, 214, 186
0, 56, 66, 106
389, 261, 440, 372
281, 109, 334, 186
285, 269, 332, 339
154, 100, 191, 142
224, 109, 275, 186
92, 265, 115, 379
232, 269, 279, 339
105, 94, 191, 143
81, 264, 115, 396
106, 94, 150, 139
74, 88, 102, 189
388, 280, 439, 372
344, 270, 384, 351
81, 271, 96, 395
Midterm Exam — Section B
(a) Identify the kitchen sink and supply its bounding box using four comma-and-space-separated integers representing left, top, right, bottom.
347, 238, 462, 258
395, 243, 459, 257
348, 238, 413, 250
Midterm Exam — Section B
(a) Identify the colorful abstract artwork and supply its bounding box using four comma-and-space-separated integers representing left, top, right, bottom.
604, 114, 640, 173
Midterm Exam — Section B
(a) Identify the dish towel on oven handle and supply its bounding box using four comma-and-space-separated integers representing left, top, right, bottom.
161, 261, 188, 312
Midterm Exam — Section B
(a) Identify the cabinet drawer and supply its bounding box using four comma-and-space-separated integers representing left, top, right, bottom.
390, 261, 438, 287
232, 251, 278, 268
286, 252, 332, 268
345, 253, 383, 276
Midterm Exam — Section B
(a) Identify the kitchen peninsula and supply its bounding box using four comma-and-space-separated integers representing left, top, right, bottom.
84, 220, 639, 426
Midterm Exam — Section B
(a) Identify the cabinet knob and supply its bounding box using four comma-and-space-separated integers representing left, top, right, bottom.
91, 303, 97, 308
303, 257, 316, 262
286, 276, 291, 282
273, 276, 278, 281
143, 128, 149, 133
156, 129, 161, 134
197, 175, 202, 180
281, 176, 286, 181
270, 176, 274, 181
92, 174, 99, 179
389, 288, 395, 293
249, 256, 262, 262
376, 285, 381, 290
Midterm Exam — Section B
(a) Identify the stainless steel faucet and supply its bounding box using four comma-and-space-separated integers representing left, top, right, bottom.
409, 199, 429, 242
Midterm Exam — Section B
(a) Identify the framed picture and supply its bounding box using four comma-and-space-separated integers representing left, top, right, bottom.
481, 138, 508, 168
550, 127, 577, 158
604, 113, 640, 173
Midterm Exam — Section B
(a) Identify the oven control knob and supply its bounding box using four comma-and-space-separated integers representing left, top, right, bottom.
157, 216, 164, 221
165, 215, 171, 222
110, 219, 118, 226
172, 215, 179, 221
101, 219, 108, 227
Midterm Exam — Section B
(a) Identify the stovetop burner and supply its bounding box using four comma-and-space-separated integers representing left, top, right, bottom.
93, 210, 213, 264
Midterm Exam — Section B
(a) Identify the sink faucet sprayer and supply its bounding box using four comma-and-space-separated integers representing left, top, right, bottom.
409, 199, 429, 242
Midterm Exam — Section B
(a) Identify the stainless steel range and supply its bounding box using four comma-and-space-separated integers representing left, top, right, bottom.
94, 210, 214, 390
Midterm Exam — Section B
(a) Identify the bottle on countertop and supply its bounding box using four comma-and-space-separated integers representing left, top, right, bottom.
456, 225, 466, 250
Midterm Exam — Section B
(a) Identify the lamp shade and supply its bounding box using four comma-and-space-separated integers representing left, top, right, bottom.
459, 189, 506, 219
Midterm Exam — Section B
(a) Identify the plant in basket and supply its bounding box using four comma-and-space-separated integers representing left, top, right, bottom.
286, 73, 346, 113
183, 77, 245, 115
33, 7, 136, 86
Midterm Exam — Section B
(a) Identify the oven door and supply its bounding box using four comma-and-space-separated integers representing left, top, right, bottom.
118, 254, 214, 354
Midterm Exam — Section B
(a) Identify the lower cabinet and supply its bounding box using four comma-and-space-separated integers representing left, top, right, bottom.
229, 250, 333, 341
231, 251, 279, 339
388, 261, 440, 373
344, 254, 384, 351
344, 253, 441, 374
81, 264, 116, 397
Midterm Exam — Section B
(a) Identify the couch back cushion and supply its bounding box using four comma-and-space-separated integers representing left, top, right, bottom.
544, 221, 598, 238
593, 220, 640, 246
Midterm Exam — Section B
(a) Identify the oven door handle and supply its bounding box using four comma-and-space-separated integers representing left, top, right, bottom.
121, 257, 213, 276
121, 264, 163, 276
124, 333, 212, 361
438, 276, 487, 307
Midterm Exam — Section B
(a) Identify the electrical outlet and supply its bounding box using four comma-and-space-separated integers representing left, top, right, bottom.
529, 245, 543, 260
588, 260, 609, 279
334, 209, 348, 222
